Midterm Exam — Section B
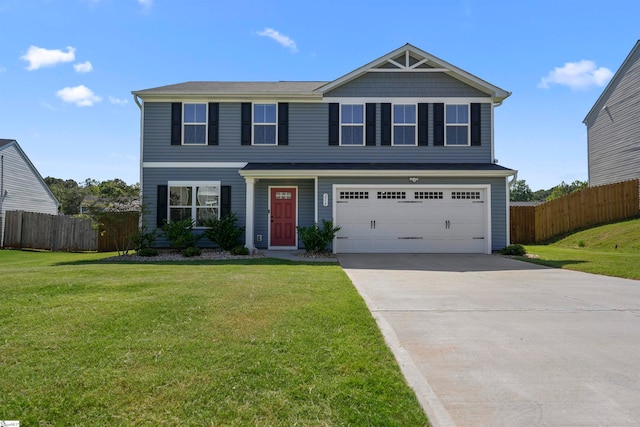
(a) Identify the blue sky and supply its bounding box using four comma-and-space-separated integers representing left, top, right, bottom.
1, 0, 638, 190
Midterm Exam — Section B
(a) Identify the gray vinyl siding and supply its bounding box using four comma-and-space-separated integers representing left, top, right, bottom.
316, 176, 508, 251
252, 179, 315, 249
586, 46, 640, 186
141, 167, 245, 247
324, 73, 489, 98
0, 144, 59, 246
143, 102, 493, 163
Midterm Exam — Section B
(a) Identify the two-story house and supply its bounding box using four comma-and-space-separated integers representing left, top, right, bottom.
132, 44, 515, 254
583, 40, 640, 187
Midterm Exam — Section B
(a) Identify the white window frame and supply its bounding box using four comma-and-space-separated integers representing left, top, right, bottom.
182, 103, 208, 145
392, 104, 417, 146
167, 181, 221, 228
340, 104, 365, 146
445, 104, 470, 146
252, 103, 278, 146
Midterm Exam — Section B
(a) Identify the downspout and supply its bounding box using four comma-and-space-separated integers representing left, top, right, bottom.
0, 154, 5, 247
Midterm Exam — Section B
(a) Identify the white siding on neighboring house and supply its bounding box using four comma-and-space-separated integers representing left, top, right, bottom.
0, 140, 59, 246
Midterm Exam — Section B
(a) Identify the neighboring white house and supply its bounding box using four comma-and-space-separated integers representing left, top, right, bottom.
583, 40, 640, 186
0, 139, 59, 246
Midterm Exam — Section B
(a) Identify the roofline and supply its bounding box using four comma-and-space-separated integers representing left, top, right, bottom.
314, 43, 511, 103
239, 168, 516, 179
130, 92, 324, 102
583, 40, 640, 125
0, 140, 60, 208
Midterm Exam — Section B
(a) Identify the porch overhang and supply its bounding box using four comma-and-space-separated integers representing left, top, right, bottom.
239, 162, 516, 179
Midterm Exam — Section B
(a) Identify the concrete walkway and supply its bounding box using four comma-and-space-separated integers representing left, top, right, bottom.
338, 253, 640, 427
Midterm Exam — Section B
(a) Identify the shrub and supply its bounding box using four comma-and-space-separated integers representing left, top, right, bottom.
182, 246, 202, 257
501, 244, 527, 256
136, 248, 159, 257
133, 225, 158, 252
577, 240, 586, 247
161, 218, 201, 250
203, 213, 245, 251
230, 245, 250, 256
297, 220, 341, 254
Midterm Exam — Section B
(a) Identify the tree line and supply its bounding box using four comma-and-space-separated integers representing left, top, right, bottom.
510, 179, 588, 202
44, 177, 140, 215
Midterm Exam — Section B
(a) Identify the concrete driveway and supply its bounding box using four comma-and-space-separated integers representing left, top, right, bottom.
338, 254, 640, 427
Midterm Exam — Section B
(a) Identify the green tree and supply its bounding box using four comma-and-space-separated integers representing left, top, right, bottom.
44, 177, 87, 214
510, 179, 534, 202
547, 180, 588, 201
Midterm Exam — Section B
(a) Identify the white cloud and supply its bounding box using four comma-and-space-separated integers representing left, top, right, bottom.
21, 45, 76, 70
138, 0, 152, 8
109, 96, 129, 105
538, 60, 613, 90
74, 61, 93, 73
257, 27, 298, 53
56, 85, 102, 107
0, 66, 6, 73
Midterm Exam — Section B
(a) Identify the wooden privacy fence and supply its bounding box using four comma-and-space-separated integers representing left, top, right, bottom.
3, 210, 97, 251
510, 179, 640, 244
97, 212, 140, 252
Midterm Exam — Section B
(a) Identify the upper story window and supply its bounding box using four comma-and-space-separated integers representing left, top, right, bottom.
183, 103, 207, 145
445, 104, 469, 146
393, 104, 416, 145
340, 104, 364, 145
168, 181, 220, 227
253, 104, 277, 145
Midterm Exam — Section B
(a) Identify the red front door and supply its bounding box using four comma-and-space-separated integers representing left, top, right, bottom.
270, 187, 297, 247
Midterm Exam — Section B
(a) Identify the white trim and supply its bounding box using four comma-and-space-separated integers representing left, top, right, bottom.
143, 162, 248, 168
240, 169, 515, 179
505, 176, 511, 245
444, 103, 470, 147
167, 181, 221, 228
339, 103, 365, 146
268, 186, 298, 249
314, 176, 319, 224
332, 183, 492, 254
392, 103, 418, 146
322, 97, 491, 104
182, 102, 208, 146
252, 102, 278, 146
366, 68, 450, 73
245, 177, 255, 250
138, 100, 144, 225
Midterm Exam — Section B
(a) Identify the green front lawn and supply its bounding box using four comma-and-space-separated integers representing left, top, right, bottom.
0, 250, 428, 426
520, 218, 640, 280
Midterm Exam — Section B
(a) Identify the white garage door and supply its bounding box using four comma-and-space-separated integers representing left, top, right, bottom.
334, 187, 489, 253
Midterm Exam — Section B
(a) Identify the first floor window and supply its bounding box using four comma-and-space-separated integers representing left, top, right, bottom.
445, 104, 469, 146
169, 182, 220, 227
393, 104, 416, 145
183, 103, 207, 145
341, 104, 364, 145
253, 103, 277, 145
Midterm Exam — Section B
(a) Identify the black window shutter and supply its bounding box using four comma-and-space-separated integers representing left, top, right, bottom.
418, 103, 428, 146
328, 103, 339, 146
278, 103, 289, 146
365, 103, 376, 146
434, 103, 444, 146
220, 186, 231, 218
157, 185, 168, 227
208, 103, 219, 145
171, 103, 182, 145
470, 103, 481, 146
241, 103, 252, 145
381, 103, 391, 146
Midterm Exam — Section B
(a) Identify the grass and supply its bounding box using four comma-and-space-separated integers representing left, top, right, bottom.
0, 250, 428, 426
520, 218, 640, 280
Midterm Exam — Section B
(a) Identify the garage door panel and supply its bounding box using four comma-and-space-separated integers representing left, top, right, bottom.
335, 187, 488, 254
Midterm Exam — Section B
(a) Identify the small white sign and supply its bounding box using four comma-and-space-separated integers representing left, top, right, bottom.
0, 421, 20, 427
322, 193, 329, 207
